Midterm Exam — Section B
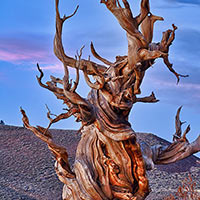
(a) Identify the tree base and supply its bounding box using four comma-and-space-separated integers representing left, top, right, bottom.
58, 124, 149, 200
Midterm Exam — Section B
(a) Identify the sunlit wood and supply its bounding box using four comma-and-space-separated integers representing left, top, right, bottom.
21, 0, 199, 199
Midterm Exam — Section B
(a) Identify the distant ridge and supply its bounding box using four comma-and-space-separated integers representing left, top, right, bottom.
0, 125, 199, 200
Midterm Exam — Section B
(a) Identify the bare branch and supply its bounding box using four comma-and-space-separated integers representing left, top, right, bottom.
140, 12, 164, 44
108, 75, 124, 82
36, 64, 92, 125
135, 0, 150, 26
182, 124, 190, 142
20, 0, 198, 198
55, 0, 79, 22
62, 5, 79, 21
62, 68, 88, 107
159, 24, 189, 83
149, 107, 200, 165
36, 64, 73, 110
90, 42, 113, 66
83, 65, 105, 90
116, 0, 122, 8
101, 0, 145, 41
136, 92, 159, 103
173, 106, 186, 142
36, 64, 64, 95
46, 107, 79, 132
162, 55, 189, 84
154, 134, 200, 164
50, 75, 63, 85
37, 60, 94, 126
36, 63, 48, 90
46, 104, 57, 119
20, 107, 75, 179
83, 67, 102, 90
54, 0, 107, 75
70, 46, 84, 93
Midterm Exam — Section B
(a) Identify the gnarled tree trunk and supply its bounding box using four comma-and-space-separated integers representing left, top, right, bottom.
21, 0, 199, 199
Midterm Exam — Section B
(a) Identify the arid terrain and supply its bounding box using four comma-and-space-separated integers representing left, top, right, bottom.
0, 124, 199, 200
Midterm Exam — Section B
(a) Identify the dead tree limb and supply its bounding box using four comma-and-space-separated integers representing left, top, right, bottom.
20, 0, 199, 199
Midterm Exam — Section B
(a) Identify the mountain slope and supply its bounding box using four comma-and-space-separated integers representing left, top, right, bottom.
0, 125, 199, 200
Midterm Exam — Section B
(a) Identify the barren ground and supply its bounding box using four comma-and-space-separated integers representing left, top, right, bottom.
0, 125, 199, 200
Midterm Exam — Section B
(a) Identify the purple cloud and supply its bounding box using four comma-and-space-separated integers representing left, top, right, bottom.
0, 48, 47, 63
176, 29, 200, 57
166, 0, 200, 5
143, 71, 200, 111
38, 63, 64, 73
151, 79, 200, 92
0, 34, 57, 65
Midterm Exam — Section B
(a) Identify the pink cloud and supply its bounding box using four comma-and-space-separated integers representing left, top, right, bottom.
146, 78, 200, 101
0, 43, 65, 74
40, 64, 64, 73
152, 79, 200, 91
0, 36, 77, 74
0, 48, 50, 63
0, 36, 56, 65
0, 49, 44, 62
36, 63, 79, 74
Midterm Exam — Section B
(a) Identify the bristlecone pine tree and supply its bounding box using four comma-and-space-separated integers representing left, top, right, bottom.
21, 0, 200, 199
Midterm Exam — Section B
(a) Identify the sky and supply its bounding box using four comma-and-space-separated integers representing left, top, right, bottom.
0, 0, 200, 157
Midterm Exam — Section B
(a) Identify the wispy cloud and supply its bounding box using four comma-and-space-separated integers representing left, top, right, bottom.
0, 34, 56, 66
152, 79, 200, 91
39, 63, 64, 73
0, 49, 47, 63
166, 0, 200, 6
0, 33, 72, 75
143, 74, 200, 109
175, 29, 200, 57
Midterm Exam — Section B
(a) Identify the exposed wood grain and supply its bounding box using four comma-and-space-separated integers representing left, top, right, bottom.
20, 0, 199, 199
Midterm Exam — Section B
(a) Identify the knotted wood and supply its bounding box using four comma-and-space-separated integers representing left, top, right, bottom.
20, 0, 199, 199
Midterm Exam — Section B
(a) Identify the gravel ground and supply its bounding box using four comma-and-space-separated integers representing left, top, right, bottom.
0, 125, 199, 200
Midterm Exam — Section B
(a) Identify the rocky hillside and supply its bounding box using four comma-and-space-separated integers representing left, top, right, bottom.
0, 125, 199, 200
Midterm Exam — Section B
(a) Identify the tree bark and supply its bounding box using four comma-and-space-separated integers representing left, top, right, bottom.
20, 0, 199, 199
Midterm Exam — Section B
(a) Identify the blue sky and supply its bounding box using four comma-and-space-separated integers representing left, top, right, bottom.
0, 0, 200, 156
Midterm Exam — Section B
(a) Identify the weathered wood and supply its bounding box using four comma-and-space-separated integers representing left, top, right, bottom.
21, 0, 199, 199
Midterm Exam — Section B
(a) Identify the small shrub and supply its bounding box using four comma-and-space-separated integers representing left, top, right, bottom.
164, 174, 200, 200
